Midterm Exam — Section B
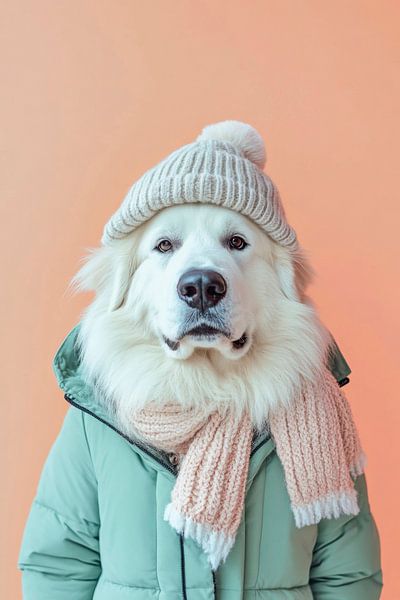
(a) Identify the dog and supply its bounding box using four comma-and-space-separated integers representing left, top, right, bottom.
19, 122, 382, 597
71, 202, 331, 438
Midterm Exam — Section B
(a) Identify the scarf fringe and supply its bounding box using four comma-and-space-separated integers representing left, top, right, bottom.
164, 502, 235, 571
291, 452, 366, 527
292, 488, 361, 527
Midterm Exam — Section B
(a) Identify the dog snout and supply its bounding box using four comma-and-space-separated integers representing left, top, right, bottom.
177, 269, 227, 310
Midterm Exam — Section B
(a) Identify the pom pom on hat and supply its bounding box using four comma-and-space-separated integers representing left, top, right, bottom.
197, 120, 267, 170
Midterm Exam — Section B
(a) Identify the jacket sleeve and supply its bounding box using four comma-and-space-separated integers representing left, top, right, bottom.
18, 406, 101, 599
309, 472, 383, 599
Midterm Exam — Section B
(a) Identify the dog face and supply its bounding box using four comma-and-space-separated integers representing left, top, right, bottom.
114, 204, 291, 360
73, 202, 330, 431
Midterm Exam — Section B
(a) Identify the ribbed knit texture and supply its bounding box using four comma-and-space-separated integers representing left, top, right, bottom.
129, 366, 365, 571
269, 367, 366, 528
101, 121, 298, 250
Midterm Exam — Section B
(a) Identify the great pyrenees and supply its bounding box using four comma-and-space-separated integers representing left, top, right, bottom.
71, 203, 331, 438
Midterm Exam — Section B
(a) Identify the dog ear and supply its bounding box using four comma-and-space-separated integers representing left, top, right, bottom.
107, 256, 134, 312
272, 244, 315, 302
69, 242, 136, 312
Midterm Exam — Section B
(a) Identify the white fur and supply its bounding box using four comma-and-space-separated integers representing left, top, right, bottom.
70, 204, 331, 436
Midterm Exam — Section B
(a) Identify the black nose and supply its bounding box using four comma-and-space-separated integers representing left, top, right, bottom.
177, 269, 227, 310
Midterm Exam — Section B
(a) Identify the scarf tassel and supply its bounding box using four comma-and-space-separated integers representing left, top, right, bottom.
164, 503, 235, 571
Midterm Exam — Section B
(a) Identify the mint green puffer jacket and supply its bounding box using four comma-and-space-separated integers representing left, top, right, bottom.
18, 324, 383, 599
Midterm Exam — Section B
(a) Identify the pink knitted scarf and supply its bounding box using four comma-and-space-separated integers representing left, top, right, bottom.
129, 366, 365, 570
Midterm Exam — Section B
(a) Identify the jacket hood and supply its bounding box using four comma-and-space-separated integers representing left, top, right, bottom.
52, 322, 117, 429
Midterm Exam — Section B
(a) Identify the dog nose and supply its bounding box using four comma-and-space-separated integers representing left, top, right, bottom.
177, 269, 227, 310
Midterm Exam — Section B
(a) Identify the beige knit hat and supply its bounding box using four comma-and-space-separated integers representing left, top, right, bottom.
101, 120, 298, 249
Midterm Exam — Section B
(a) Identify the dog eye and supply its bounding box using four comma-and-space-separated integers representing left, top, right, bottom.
156, 239, 173, 253
228, 235, 248, 251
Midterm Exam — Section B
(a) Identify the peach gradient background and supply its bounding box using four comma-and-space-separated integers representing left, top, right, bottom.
2, 2, 399, 598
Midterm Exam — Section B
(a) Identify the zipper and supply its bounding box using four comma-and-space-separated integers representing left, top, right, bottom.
179, 533, 188, 600
64, 393, 177, 475
64, 392, 270, 600
250, 435, 269, 458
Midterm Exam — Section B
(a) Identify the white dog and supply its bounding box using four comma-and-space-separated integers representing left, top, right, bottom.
71, 202, 331, 439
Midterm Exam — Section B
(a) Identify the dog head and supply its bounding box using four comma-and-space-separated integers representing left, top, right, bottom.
71, 203, 330, 431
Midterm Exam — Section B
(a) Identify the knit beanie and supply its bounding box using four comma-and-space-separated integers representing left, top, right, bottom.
101, 120, 298, 250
